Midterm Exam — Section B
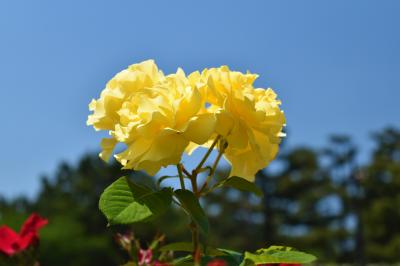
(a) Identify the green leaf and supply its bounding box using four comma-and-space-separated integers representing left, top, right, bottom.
171, 254, 192, 265
240, 245, 317, 266
174, 189, 209, 234
99, 177, 172, 225
140, 187, 173, 216
217, 248, 243, 264
201, 257, 239, 266
221, 176, 263, 197
204, 246, 227, 257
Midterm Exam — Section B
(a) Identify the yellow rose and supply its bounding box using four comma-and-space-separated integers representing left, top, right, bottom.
87, 60, 216, 175
192, 66, 286, 181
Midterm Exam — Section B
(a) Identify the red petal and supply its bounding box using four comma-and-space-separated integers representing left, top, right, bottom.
153, 261, 171, 266
207, 259, 227, 266
138, 249, 153, 264
0, 226, 19, 256
19, 213, 48, 237
18, 231, 38, 250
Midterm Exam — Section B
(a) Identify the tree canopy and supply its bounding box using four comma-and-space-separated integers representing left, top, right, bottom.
1, 127, 399, 265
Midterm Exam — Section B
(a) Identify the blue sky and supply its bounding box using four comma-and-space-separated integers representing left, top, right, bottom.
0, 0, 399, 198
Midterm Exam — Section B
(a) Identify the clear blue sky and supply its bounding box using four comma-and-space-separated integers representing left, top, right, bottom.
0, 0, 399, 199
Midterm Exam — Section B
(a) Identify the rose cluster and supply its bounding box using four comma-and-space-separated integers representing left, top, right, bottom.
87, 60, 285, 181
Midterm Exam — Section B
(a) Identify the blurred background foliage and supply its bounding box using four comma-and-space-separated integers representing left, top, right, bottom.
0, 127, 399, 265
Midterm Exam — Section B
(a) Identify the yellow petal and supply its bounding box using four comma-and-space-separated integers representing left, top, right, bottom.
182, 113, 216, 144
99, 138, 118, 162
214, 111, 234, 137
224, 149, 262, 182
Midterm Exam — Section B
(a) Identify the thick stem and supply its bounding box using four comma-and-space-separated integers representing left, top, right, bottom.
190, 222, 201, 266
179, 136, 224, 265
190, 168, 202, 264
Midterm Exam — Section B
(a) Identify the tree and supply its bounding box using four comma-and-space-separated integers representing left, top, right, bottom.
257, 147, 345, 261
1, 127, 400, 264
361, 128, 400, 262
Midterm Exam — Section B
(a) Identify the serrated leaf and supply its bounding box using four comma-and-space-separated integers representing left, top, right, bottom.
99, 177, 172, 225
264, 245, 294, 252
240, 245, 317, 266
221, 176, 263, 197
174, 189, 209, 234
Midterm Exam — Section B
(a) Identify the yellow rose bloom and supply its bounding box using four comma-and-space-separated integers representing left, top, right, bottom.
87, 60, 216, 175
192, 66, 286, 181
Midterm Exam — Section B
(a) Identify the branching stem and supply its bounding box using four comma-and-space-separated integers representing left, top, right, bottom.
194, 135, 221, 174
177, 135, 226, 265
199, 138, 227, 194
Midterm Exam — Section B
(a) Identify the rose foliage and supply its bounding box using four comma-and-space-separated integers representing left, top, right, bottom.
88, 60, 315, 265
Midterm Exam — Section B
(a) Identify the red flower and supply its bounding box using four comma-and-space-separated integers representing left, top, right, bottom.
207, 259, 227, 266
138, 249, 153, 265
153, 261, 171, 266
0, 213, 48, 256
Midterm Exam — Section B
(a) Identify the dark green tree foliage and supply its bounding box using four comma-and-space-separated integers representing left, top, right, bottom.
1, 127, 400, 264
259, 147, 347, 261
362, 128, 400, 262
321, 135, 363, 263
203, 170, 265, 252
0, 155, 188, 266
33, 155, 130, 265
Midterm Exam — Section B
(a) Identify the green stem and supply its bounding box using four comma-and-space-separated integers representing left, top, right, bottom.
177, 164, 186, 190
199, 139, 227, 194
189, 171, 201, 265
178, 136, 224, 265
194, 135, 221, 174
189, 165, 201, 264
181, 166, 192, 178
190, 222, 201, 266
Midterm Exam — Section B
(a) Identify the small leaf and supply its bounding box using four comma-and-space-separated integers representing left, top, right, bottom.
171, 254, 192, 265
221, 176, 263, 197
204, 246, 227, 257
217, 248, 243, 264
99, 177, 172, 225
174, 189, 209, 234
240, 245, 317, 265
201, 254, 240, 266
